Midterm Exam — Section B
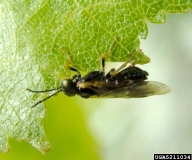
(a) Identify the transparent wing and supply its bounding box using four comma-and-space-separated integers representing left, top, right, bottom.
91, 81, 171, 98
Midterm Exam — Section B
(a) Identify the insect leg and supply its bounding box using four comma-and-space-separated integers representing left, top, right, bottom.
62, 46, 81, 79
101, 53, 107, 73
101, 36, 118, 73
66, 65, 81, 80
109, 49, 142, 76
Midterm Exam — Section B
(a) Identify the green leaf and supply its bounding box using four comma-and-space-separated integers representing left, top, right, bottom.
0, 0, 191, 153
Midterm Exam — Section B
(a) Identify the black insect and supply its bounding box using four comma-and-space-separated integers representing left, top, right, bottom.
27, 53, 171, 108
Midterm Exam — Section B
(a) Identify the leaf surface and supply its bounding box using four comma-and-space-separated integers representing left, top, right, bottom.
0, 0, 191, 153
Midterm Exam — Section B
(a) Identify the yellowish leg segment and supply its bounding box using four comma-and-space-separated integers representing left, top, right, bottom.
102, 36, 140, 76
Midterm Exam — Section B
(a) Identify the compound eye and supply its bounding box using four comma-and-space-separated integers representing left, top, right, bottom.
61, 79, 68, 87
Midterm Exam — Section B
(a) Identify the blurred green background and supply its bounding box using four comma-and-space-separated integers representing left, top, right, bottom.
1, 11, 192, 160
0, 94, 100, 160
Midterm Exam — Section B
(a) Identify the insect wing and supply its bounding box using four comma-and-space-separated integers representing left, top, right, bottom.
127, 81, 171, 98
91, 81, 171, 98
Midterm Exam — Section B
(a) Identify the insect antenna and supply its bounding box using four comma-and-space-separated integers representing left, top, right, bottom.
26, 86, 63, 108
26, 86, 62, 93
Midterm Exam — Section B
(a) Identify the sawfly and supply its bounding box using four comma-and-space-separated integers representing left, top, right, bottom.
27, 39, 171, 108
